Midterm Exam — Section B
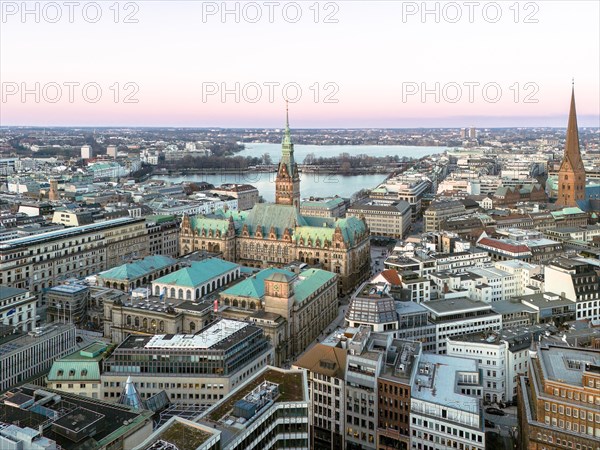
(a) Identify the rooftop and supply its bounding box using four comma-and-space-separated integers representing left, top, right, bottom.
293, 343, 347, 379
145, 320, 248, 350
99, 255, 178, 281
411, 353, 480, 414
154, 258, 238, 288
202, 367, 305, 423
0, 286, 28, 300
0, 385, 153, 450
46, 284, 89, 295
222, 268, 293, 299
117, 319, 258, 352
538, 345, 600, 387
0, 217, 140, 250
422, 297, 493, 316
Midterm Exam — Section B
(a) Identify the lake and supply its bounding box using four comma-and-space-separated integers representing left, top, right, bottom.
151, 172, 388, 203
152, 144, 448, 202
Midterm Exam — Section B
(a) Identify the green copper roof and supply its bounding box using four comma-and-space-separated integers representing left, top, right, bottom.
221, 268, 294, 299
301, 197, 345, 209
551, 207, 585, 217
193, 204, 366, 245
47, 342, 111, 382
243, 204, 306, 237
190, 216, 230, 234
154, 258, 239, 287
294, 269, 336, 303
294, 216, 367, 246
99, 255, 177, 281
220, 267, 336, 304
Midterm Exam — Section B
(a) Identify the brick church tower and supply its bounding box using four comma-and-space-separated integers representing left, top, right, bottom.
556, 85, 586, 207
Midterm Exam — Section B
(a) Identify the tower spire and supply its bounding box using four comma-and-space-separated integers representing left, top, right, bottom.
282, 100, 292, 146
564, 83, 583, 170
556, 84, 586, 207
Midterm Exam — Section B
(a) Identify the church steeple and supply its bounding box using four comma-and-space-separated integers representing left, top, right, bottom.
557, 84, 586, 207
563, 84, 584, 171
275, 101, 300, 209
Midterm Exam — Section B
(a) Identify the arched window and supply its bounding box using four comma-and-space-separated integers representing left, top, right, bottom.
151, 319, 156, 329
126, 315, 132, 325
155, 286, 160, 296
186, 290, 191, 300
135, 317, 140, 327
159, 320, 165, 332
178, 288, 184, 299
170, 288, 176, 298
143, 318, 148, 328
190, 322, 196, 332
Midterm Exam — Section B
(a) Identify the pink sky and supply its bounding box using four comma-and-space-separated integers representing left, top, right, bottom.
1, 1, 599, 127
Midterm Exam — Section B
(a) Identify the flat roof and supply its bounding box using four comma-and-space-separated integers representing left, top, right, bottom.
0, 324, 75, 358
0, 286, 28, 300
0, 217, 141, 250
1, 385, 152, 450
47, 284, 89, 294
422, 297, 492, 316
144, 320, 248, 350
411, 353, 480, 414
201, 367, 306, 423
539, 345, 600, 387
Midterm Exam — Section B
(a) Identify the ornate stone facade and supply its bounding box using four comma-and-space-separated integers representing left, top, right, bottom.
179, 111, 371, 294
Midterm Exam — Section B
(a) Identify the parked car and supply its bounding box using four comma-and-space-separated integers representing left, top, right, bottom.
486, 407, 506, 416
484, 419, 496, 428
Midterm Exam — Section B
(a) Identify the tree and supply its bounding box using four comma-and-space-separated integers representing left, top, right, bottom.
261, 153, 272, 165
304, 152, 316, 165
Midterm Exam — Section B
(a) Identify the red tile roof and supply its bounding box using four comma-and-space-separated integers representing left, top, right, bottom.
379, 269, 401, 285
478, 237, 531, 254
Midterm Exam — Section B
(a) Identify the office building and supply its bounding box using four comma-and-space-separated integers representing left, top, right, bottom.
139, 366, 307, 450
347, 198, 412, 239
101, 319, 273, 405
410, 353, 485, 450
517, 344, 600, 450
0, 286, 36, 332
0, 385, 153, 449
0, 323, 77, 392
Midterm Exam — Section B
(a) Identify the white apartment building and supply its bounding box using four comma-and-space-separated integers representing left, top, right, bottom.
0, 286, 37, 331
432, 250, 491, 272
410, 353, 485, 450
293, 343, 347, 449
544, 258, 600, 325
81, 144, 93, 159
421, 298, 502, 354
468, 267, 518, 302
446, 326, 540, 404
494, 259, 542, 297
